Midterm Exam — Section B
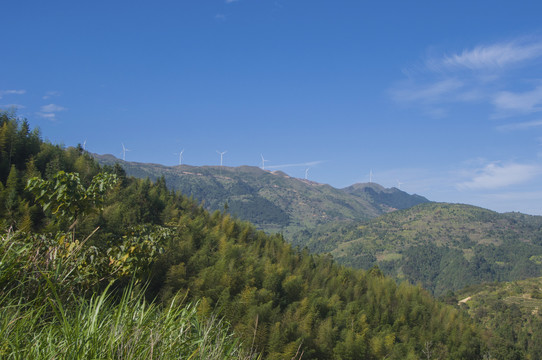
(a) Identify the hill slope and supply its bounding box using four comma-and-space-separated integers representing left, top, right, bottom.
93, 154, 429, 236
0, 113, 485, 360
292, 202, 542, 295
453, 276, 542, 359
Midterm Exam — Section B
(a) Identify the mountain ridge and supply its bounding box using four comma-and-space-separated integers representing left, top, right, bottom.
93, 153, 430, 236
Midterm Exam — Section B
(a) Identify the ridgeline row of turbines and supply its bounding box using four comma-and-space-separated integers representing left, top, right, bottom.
119, 143, 276, 174
108, 142, 400, 186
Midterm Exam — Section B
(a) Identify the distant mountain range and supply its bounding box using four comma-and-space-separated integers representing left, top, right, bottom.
93, 154, 429, 236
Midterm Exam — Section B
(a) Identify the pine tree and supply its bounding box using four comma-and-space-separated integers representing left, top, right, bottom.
4, 165, 20, 226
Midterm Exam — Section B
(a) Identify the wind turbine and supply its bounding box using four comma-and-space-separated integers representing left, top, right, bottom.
121, 143, 131, 161
82, 139, 87, 151
369, 169, 373, 183
260, 154, 269, 170
305, 168, 310, 180
217, 150, 227, 166
174, 149, 184, 165
396, 179, 403, 190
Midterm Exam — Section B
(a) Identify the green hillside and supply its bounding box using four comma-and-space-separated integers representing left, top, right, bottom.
292, 202, 542, 296
452, 277, 542, 359
93, 154, 429, 237
1, 112, 485, 359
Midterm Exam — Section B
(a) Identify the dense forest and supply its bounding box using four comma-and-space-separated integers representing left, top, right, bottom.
449, 277, 542, 359
0, 111, 492, 358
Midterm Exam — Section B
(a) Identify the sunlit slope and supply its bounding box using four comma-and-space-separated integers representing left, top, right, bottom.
292, 202, 542, 295
453, 276, 542, 359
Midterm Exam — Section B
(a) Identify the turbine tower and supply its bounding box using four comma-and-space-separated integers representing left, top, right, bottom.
396, 180, 403, 190
174, 149, 185, 166
260, 154, 269, 170
305, 168, 310, 180
217, 150, 227, 166
121, 143, 131, 161
83, 139, 87, 151
369, 169, 373, 183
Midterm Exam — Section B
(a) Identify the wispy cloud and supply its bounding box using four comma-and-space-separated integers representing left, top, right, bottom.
225, 0, 238, 3
392, 36, 542, 119
214, 13, 227, 20
492, 85, 542, 116
497, 119, 542, 132
41, 104, 66, 113
439, 39, 542, 70
42, 91, 61, 100
0, 89, 26, 99
457, 162, 541, 190
37, 103, 67, 120
391, 78, 463, 104
267, 160, 324, 169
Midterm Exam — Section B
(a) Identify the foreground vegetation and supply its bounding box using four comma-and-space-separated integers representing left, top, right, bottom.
1, 111, 486, 358
0, 229, 254, 359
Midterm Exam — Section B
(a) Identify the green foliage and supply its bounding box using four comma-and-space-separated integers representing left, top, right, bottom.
26, 171, 118, 226
0, 230, 253, 359
107, 224, 171, 279
455, 277, 542, 359
295, 203, 542, 295
150, 210, 483, 359
0, 293, 253, 360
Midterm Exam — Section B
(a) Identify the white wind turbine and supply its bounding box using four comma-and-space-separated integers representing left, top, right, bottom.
83, 139, 87, 151
305, 168, 310, 180
121, 143, 131, 161
217, 150, 227, 166
260, 154, 269, 170
396, 179, 403, 190
369, 169, 373, 183
174, 149, 184, 166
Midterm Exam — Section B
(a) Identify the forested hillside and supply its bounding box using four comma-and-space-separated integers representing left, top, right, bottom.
93, 154, 429, 236
0, 112, 485, 359
292, 202, 542, 296
451, 277, 542, 359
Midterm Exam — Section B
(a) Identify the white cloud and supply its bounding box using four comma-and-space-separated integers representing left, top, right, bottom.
41, 104, 67, 113
215, 13, 227, 20
37, 112, 57, 119
0, 89, 26, 99
492, 85, 542, 116
37, 103, 67, 120
42, 91, 61, 100
392, 37, 542, 120
440, 40, 542, 70
225, 0, 239, 3
392, 79, 463, 104
457, 162, 541, 190
497, 119, 542, 132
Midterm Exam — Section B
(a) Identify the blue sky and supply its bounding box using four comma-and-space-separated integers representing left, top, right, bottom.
2, 1, 542, 215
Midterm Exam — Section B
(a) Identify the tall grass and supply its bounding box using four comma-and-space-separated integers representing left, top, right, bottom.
0, 230, 258, 359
